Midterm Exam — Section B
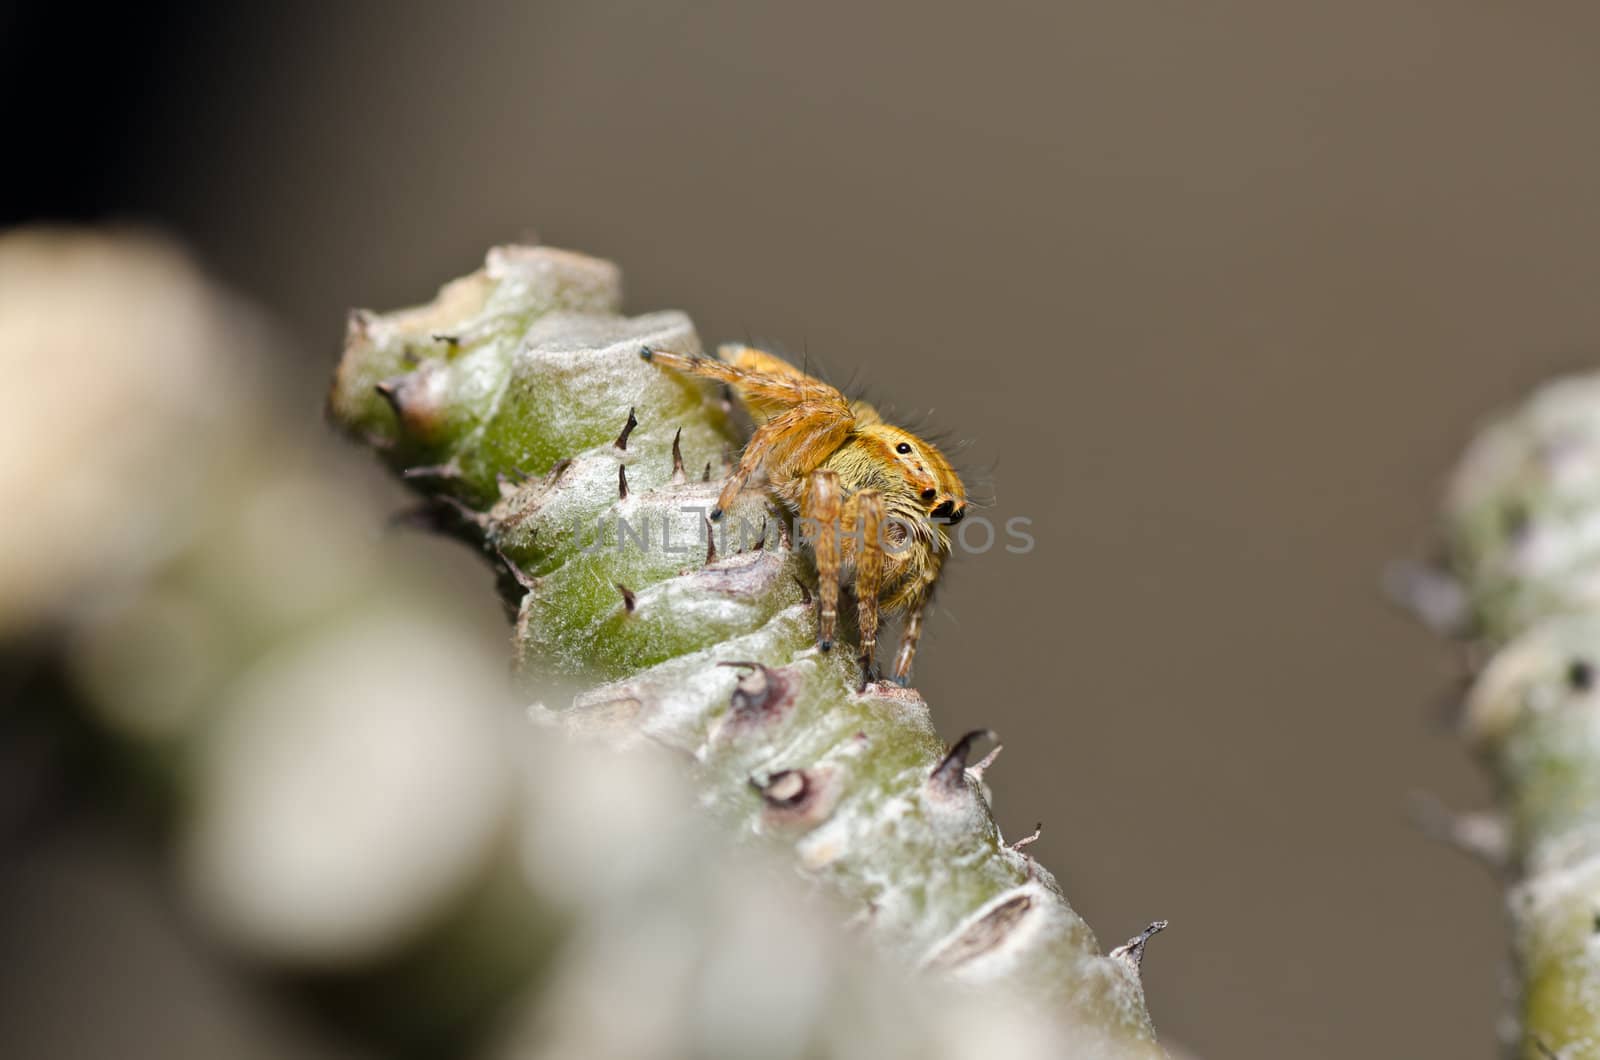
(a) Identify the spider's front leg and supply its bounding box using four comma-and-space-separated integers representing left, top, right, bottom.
853, 490, 886, 689
805, 469, 842, 653
891, 590, 931, 687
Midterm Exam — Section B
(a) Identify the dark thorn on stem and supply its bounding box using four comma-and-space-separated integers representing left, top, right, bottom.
702, 461, 712, 482
618, 464, 629, 500
1109, 920, 1168, 971
931, 729, 997, 791
671, 427, 686, 483
616, 582, 637, 613
373, 379, 403, 417
614, 407, 639, 450
705, 514, 718, 565
495, 545, 538, 592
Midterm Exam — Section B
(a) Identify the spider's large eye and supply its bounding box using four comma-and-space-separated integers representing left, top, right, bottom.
895, 442, 912, 454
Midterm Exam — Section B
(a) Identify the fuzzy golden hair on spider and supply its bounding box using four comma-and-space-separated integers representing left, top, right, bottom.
640, 341, 970, 687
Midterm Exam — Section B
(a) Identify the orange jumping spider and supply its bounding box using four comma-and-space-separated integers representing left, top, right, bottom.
641, 343, 966, 687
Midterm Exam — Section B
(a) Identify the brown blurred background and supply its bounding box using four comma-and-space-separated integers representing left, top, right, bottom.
9, 1, 1600, 1056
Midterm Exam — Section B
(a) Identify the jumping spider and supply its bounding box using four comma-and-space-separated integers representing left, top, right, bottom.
641, 343, 967, 687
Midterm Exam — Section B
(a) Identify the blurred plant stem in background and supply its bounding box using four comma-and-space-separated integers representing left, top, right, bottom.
1408, 378, 1600, 1059
0, 229, 1164, 1059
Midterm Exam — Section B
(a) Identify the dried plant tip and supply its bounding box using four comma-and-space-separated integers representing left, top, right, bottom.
1382, 558, 1472, 638
931, 729, 998, 791
616, 582, 637, 613
1109, 920, 1169, 971
618, 464, 629, 500
400, 461, 461, 481
968, 742, 1004, 783
1407, 791, 1510, 870
496, 545, 538, 592
670, 428, 686, 484
754, 769, 809, 809
1011, 823, 1043, 851
614, 407, 639, 450
425, 493, 487, 528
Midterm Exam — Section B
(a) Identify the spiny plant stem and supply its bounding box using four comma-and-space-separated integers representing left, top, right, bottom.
330, 244, 1168, 1056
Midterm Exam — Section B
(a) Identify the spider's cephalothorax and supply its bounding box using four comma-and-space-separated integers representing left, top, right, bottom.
641, 343, 966, 687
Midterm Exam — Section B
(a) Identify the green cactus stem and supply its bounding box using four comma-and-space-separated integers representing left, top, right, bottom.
329, 244, 1167, 1055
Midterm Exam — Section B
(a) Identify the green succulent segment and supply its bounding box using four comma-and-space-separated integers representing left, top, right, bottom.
330, 245, 1167, 1055
1440, 378, 1600, 1058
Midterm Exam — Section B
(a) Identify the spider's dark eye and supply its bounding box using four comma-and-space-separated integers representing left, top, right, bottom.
895, 442, 912, 454
920, 488, 937, 502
